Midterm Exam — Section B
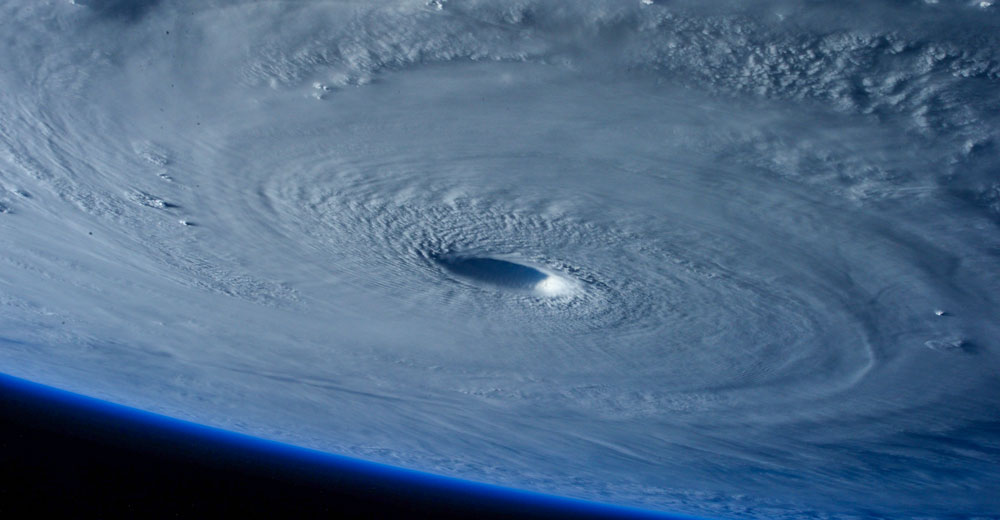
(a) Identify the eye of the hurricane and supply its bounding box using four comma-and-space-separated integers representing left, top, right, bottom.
434, 255, 574, 297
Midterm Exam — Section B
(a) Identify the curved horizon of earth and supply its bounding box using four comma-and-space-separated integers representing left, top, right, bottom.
1, 1, 999, 518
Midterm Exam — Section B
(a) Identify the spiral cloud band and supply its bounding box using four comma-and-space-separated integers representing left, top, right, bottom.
1, 1, 999, 517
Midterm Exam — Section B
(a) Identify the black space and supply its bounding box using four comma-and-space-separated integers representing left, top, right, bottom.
0, 376, 682, 519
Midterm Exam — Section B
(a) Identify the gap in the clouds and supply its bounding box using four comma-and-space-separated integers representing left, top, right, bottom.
437, 255, 549, 290
71, 0, 162, 21
432, 254, 578, 297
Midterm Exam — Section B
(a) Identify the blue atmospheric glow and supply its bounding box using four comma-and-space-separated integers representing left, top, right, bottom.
0, 372, 698, 520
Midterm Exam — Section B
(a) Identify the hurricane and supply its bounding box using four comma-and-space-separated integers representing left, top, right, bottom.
1, 0, 999, 518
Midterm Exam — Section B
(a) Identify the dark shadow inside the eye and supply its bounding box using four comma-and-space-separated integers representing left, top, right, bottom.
436, 256, 548, 290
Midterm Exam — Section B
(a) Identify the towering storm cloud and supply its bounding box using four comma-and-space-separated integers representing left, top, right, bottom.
1, 1, 998, 518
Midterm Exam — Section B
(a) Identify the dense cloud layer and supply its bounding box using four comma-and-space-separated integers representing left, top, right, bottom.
1, 1, 999, 518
